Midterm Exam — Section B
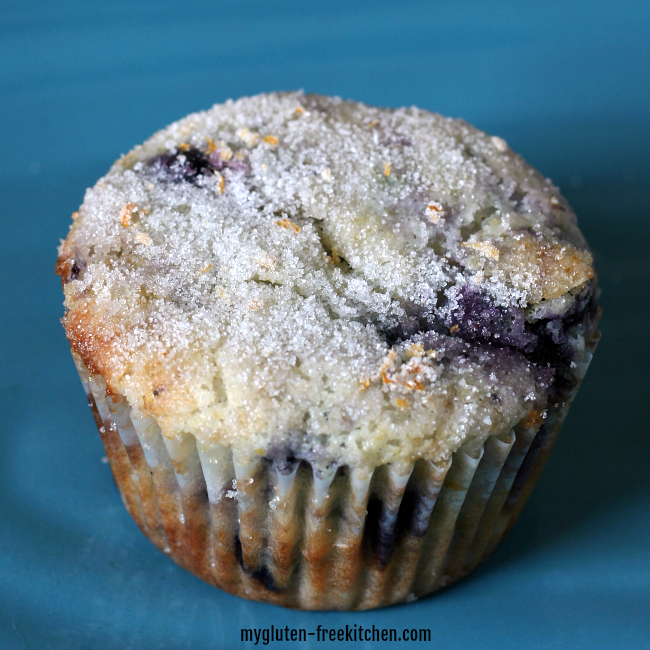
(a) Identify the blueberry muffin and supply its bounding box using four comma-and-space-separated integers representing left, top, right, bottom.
56, 92, 599, 609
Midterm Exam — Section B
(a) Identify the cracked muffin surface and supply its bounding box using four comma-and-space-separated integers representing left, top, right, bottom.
57, 91, 598, 469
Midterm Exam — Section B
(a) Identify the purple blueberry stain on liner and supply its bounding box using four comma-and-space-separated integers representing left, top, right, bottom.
365, 493, 397, 568
365, 482, 436, 568
267, 446, 300, 476
233, 535, 281, 593
395, 485, 437, 539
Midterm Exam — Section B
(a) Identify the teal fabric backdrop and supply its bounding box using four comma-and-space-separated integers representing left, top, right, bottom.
1, 1, 648, 648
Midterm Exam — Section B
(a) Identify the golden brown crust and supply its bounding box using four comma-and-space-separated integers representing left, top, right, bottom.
64, 303, 117, 383
55, 245, 76, 287
497, 233, 594, 302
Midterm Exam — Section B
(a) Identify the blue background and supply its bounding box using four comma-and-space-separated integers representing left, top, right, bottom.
1, 1, 649, 648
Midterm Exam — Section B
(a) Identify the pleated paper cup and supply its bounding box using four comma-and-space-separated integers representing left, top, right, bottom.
72, 331, 598, 610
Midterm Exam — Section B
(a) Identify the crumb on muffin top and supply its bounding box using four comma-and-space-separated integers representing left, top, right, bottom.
57, 92, 596, 469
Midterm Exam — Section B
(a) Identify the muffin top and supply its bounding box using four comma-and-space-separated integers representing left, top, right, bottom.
57, 92, 597, 469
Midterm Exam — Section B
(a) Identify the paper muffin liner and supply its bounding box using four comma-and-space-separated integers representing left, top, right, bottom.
72, 332, 598, 610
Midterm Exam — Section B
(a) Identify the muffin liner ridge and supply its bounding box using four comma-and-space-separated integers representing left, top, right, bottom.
72, 332, 599, 610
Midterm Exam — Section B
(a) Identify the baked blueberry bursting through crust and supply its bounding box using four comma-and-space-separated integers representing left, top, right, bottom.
57, 92, 599, 607
148, 146, 217, 184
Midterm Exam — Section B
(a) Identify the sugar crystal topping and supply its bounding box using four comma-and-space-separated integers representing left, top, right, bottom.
58, 92, 595, 468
